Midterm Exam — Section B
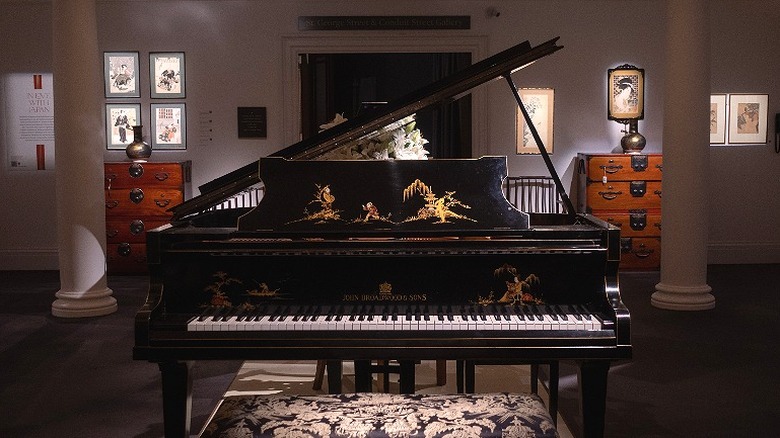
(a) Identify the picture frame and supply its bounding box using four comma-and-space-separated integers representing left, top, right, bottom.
709, 94, 727, 144
149, 52, 185, 98
150, 103, 186, 149
103, 51, 140, 98
516, 88, 554, 154
607, 65, 644, 121
727, 93, 768, 144
105, 103, 141, 150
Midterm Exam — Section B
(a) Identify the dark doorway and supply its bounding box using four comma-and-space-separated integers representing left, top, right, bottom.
299, 52, 472, 158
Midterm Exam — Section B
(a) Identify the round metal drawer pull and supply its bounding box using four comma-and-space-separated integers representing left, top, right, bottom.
130, 188, 144, 204
130, 220, 145, 235
118, 243, 131, 257
129, 163, 144, 178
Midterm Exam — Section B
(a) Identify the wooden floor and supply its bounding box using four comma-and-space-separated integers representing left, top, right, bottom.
1, 264, 779, 437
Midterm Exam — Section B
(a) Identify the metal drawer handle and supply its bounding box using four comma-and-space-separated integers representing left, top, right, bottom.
130, 220, 145, 235
634, 250, 653, 258
129, 163, 144, 178
105, 200, 119, 209
106, 229, 119, 238
598, 190, 622, 200
155, 172, 170, 181
118, 243, 131, 257
155, 199, 171, 208
105, 174, 117, 191
600, 164, 623, 174
130, 188, 144, 204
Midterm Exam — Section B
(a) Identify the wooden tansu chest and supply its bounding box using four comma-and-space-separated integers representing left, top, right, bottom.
577, 153, 662, 270
104, 161, 190, 274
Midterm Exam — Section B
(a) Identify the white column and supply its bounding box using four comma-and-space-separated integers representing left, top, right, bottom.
51, 0, 117, 318
652, 0, 715, 310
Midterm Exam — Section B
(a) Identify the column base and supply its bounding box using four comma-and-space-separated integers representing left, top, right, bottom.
52, 287, 118, 318
651, 282, 715, 311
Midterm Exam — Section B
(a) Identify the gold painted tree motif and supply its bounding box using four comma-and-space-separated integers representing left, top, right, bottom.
203, 271, 243, 308
402, 179, 476, 224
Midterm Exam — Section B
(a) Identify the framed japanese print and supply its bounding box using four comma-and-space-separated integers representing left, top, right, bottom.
105, 103, 141, 150
151, 103, 186, 149
709, 94, 727, 144
728, 94, 768, 144
150, 52, 185, 98
104, 52, 140, 98
516, 88, 554, 154
607, 65, 644, 121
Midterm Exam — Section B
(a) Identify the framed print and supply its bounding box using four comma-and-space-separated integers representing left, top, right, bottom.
709, 94, 727, 144
105, 103, 141, 150
607, 65, 644, 121
151, 103, 186, 149
728, 93, 768, 144
104, 51, 140, 98
150, 52, 185, 98
516, 88, 554, 154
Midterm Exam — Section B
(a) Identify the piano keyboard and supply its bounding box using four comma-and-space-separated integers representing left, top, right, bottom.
187, 304, 606, 332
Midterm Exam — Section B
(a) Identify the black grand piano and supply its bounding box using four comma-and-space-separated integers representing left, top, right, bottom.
133, 37, 631, 438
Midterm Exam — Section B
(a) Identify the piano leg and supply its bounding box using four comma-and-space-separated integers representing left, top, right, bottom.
578, 360, 610, 438
398, 361, 415, 394
325, 360, 342, 394
158, 361, 192, 438
354, 360, 373, 392
548, 361, 560, 426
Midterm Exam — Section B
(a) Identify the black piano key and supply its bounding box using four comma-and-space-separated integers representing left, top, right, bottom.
279, 306, 292, 322
545, 305, 559, 321
355, 305, 368, 321
500, 306, 511, 321
577, 304, 594, 320
232, 307, 247, 322
477, 306, 487, 321
295, 305, 308, 322
566, 305, 583, 321
554, 305, 569, 321
210, 306, 228, 322
196, 307, 213, 322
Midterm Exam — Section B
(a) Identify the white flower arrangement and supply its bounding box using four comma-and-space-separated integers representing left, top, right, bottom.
316, 114, 430, 161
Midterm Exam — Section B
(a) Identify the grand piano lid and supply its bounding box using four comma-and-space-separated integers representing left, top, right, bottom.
170, 37, 563, 221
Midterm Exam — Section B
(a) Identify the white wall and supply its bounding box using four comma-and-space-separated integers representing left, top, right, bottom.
1, 0, 778, 269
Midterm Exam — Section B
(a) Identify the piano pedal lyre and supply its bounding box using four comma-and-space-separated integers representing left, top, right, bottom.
312, 359, 447, 392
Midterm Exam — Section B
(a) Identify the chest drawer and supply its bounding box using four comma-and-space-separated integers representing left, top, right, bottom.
105, 188, 183, 217
106, 218, 170, 243
597, 209, 661, 237
106, 243, 148, 273
105, 162, 187, 189
620, 237, 661, 270
585, 181, 662, 211
584, 154, 663, 182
